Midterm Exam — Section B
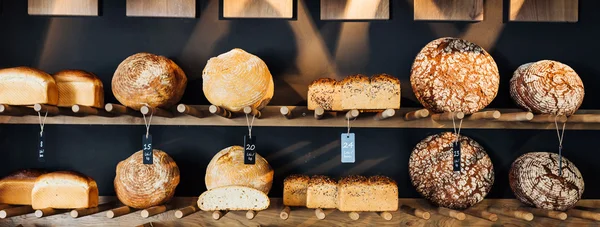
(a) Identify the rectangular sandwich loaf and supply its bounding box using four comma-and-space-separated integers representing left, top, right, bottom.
283, 174, 309, 207
0, 170, 46, 205
31, 171, 99, 209
306, 175, 337, 209
53, 70, 104, 108
0, 67, 58, 105
307, 78, 341, 111
338, 175, 398, 212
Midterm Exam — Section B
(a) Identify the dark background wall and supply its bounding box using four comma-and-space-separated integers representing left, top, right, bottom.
0, 0, 598, 199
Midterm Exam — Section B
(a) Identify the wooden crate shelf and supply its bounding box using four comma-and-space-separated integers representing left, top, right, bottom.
1, 197, 600, 226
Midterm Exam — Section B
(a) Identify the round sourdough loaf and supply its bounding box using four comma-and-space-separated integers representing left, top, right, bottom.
114, 150, 180, 209
112, 53, 187, 110
510, 60, 584, 116
409, 132, 494, 209
509, 152, 584, 211
410, 37, 499, 114
205, 146, 274, 194
202, 48, 274, 112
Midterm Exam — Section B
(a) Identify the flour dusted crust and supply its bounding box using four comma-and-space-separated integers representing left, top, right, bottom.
409, 132, 494, 209
509, 152, 584, 211
112, 53, 187, 110
283, 174, 309, 207
410, 37, 499, 114
114, 150, 180, 209
338, 175, 398, 212
509, 60, 584, 116
203, 48, 274, 112
205, 146, 274, 194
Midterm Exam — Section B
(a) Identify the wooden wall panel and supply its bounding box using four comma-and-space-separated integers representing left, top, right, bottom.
28, 0, 98, 16
509, 0, 578, 22
413, 0, 483, 21
223, 0, 293, 18
321, 0, 389, 20
126, 0, 196, 18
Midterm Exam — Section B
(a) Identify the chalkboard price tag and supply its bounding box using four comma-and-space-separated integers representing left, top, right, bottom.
143, 134, 153, 164
453, 141, 461, 171
341, 133, 355, 163
38, 132, 45, 162
244, 135, 256, 165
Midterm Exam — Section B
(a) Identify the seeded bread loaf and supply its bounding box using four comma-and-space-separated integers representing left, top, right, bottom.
0, 169, 46, 205
510, 60, 584, 116
0, 67, 58, 105
54, 70, 104, 108
368, 74, 401, 110
31, 171, 98, 209
306, 175, 337, 209
411, 37, 499, 114
307, 78, 341, 111
338, 175, 398, 212
205, 146, 274, 194
509, 152, 584, 211
409, 132, 494, 209
197, 186, 270, 211
283, 174, 309, 207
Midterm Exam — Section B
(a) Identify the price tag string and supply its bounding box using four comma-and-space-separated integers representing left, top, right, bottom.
142, 104, 153, 139
37, 110, 48, 136
346, 116, 356, 135
451, 113, 463, 142
245, 112, 256, 137
554, 115, 566, 176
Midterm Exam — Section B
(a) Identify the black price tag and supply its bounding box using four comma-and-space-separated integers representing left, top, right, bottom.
244, 135, 256, 165
143, 134, 153, 164
38, 132, 45, 162
453, 141, 461, 171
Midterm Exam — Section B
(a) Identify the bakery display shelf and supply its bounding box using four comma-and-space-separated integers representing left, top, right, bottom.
2, 104, 600, 130
2, 198, 600, 227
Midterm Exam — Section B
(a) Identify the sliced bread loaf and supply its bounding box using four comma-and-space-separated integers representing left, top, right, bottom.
197, 186, 270, 211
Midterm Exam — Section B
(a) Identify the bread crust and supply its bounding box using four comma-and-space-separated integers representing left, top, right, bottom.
31, 171, 98, 209
205, 146, 274, 194
0, 66, 58, 105
54, 69, 104, 108
0, 169, 46, 205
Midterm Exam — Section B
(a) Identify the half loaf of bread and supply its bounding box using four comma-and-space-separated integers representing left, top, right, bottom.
54, 70, 104, 108
0, 169, 46, 205
31, 171, 99, 209
0, 67, 58, 105
197, 186, 270, 211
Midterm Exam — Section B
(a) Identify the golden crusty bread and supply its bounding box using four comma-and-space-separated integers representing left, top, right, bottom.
283, 174, 309, 207
31, 171, 98, 209
53, 70, 104, 108
338, 175, 398, 212
0, 169, 46, 205
205, 146, 274, 194
306, 175, 337, 209
0, 67, 58, 105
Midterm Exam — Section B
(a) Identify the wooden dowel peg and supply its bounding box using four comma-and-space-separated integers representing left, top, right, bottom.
280, 206, 291, 220
378, 211, 393, 220
488, 207, 533, 221
315, 208, 326, 220
495, 112, 534, 121
431, 112, 464, 121
314, 106, 325, 120
374, 109, 395, 120
0, 206, 34, 218
209, 105, 233, 119
70, 203, 113, 218
35, 208, 60, 218
246, 210, 257, 220
106, 205, 134, 219
243, 106, 262, 118
345, 109, 359, 120
72, 105, 113, 117
33, 104, 60, 115
400, 205, 430, 220
0, 104, 36, 116
140, 105, 173, 118
522, 207, 566, 220
438, 207, 465, 220
0, 204, 11, 211
348, 211, 360, 220
141, 204, 171, 218
212, 210, 228, 220
174, 205, 199, 219
567, 114, 600, 123
177, 104, 203, 118
530, 114, 567, 123
566, 208, 600, 221
136, 223, 154, 227
404, 109, 430, 121
464, 209, 498, 222
280, 106, 293, 119
105, 103, 138, 116
466, 110, 501, 120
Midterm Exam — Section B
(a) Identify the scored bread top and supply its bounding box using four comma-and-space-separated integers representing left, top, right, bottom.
284, 174, 309, 184
308, 175, 336, 186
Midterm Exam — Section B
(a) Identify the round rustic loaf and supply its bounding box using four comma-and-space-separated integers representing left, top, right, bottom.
409, 132, 494, 209
202, 48, 274, 112
205, 146, 274, 194
410, 37, 500, 114
112, 53, 187, 110
510, 60, 584, 116
509, 152, 584, 211
114, 149, 180, 209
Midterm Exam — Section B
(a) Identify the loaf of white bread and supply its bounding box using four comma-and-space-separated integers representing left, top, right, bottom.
205, 146, 274, 194
0, 67, 58, 105
308, 74, 400, 111
31, 171, 98, 209
197, 186, 270, 211
0, 170, 46, 205
54, 70, 104, 108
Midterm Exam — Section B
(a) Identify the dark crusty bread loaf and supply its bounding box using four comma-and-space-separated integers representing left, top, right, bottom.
283, 174, 309, 207
509, 152, 584, 211
410, 37, 499, 114
0, 169, 46, 205
306, 175, 337, 209
338, 175, 398, 212
409, 132, 494, 209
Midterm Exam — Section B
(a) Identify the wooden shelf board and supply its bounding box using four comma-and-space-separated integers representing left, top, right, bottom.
126, 0, 196, 18
28, 0, 99, 16
321, 0, 389, 20
223, 0, 293, 18
509, 0, 578, 22
413, 0, 484, 21
2, 197, 600, 227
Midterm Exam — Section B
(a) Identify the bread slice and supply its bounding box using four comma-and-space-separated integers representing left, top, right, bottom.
31, 171, 99, 209
307, 78, 341, 111
338, 176, 398, 212
369, 74, 401, 110
306, 175, 337, 209
0, 170, 46, 205
197, 186, 269, 211
0, 67, 58, 105
283, 174, 309, 207
54, 70, 104, 108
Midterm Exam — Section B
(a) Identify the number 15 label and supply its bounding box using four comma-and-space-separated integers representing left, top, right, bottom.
341, 133, 355, 163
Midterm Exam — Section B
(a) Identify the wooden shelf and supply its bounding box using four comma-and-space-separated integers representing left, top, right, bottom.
2, 197, 600, 226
